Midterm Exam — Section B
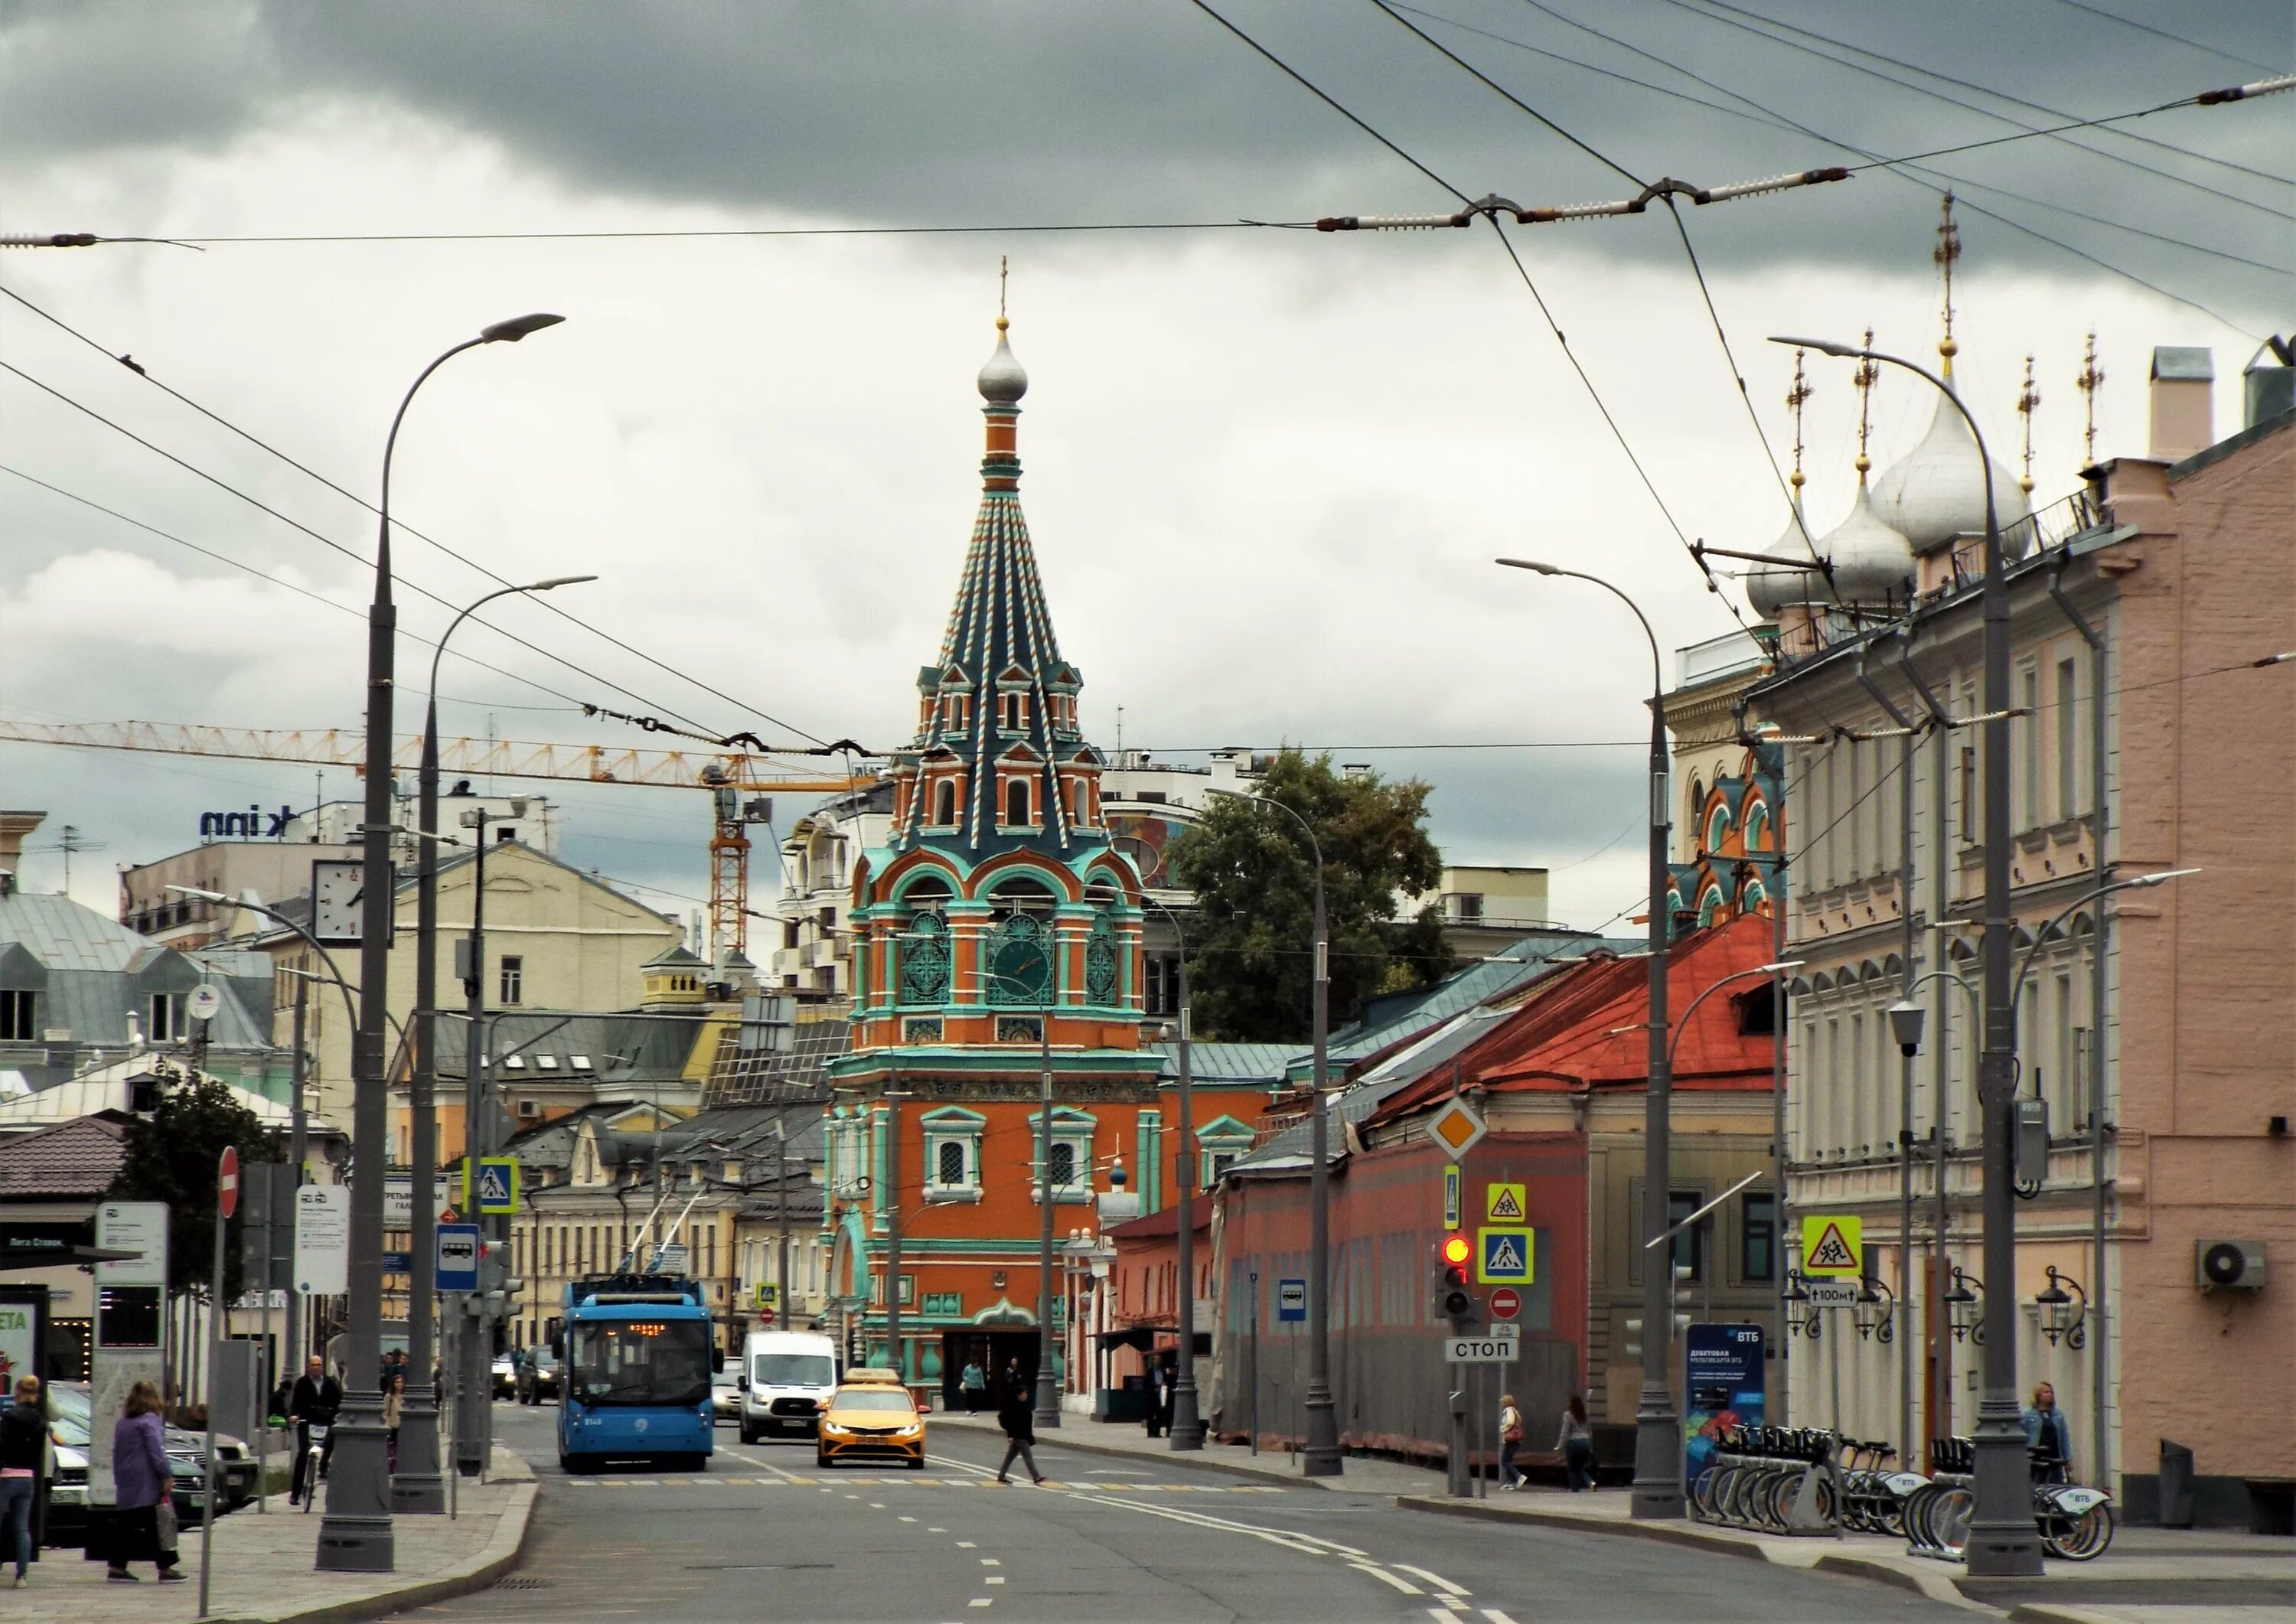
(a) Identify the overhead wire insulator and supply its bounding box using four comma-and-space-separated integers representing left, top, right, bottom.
0, 233, 99, 248
2196, 74, 2295, 104
1316, 212, 1470, 231
1695, 167, 1853, 204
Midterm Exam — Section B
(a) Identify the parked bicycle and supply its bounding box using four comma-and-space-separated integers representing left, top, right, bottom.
1690, 1426, 1839, 1532
1903, 1437, 2115, 1561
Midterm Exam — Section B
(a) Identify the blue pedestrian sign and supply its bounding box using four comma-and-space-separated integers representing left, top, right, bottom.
1477, 1225, 1534, 1285
436, 1223, 481, 1293
1277, 1277, 1307, 1323
467, 1156, 520, 1216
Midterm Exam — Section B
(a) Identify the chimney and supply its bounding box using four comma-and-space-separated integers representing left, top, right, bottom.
2148, 346, 2215, 461
0, 810, 44, 874
2244, 337, 2294, 429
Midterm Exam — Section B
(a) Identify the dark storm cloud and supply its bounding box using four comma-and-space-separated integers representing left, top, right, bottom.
6, 1, 2288, 316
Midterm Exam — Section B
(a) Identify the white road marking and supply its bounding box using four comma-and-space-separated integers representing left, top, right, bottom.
1481, 1611, 1519, 1624
986, 1577, 1005, 1586
956, 1541, 977, 1549
1352, 1564, 1424, 1596
900, 1515, 917, 1522
967, 1600, 992, 1609
1394, 1564, 1471, 1597
980, 1558, 1000, 1566
929, 1527, 947, 1533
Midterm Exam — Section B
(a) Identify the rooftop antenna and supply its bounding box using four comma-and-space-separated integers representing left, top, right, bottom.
1853, 328, 1880, 484
2016, 354, 2041, 497
1933, 192, 1962, 379
2076, 333, 2106, 465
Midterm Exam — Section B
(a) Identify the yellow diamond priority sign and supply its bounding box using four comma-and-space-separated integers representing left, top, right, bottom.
1801, 1213, 1862, 1276
1424, 1097, 1488, 1159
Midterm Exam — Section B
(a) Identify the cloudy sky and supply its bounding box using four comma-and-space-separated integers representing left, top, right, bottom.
2, 0, 2288, 935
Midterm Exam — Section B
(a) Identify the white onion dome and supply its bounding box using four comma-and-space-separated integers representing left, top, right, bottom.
977, 318, 1029, 405
1871, 392, 2030, 555
1819, 482, 1916, 608
1746, 501, 1828, 621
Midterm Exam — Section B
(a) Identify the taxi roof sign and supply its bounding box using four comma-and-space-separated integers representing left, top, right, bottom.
1424, 1097, 1487, 1158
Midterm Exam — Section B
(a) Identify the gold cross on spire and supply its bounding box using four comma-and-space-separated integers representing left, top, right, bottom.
997, 255, 1009, 333
2076, 332, 2105, 465
1854, 327, 1879, 482
1934, 192, 1962, 376
1786, 349, 1813, 498
2016, 354, 2042, 496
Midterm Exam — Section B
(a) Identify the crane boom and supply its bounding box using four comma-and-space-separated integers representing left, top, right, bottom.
0, 716, 878, 958
0, 716, 869, 794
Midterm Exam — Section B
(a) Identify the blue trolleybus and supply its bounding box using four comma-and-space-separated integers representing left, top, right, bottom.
554, 1274, 720, 1472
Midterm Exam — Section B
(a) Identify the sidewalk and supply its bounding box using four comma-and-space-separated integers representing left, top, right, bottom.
931, 1410, 1436, 1494
1397, 1486, 2295, 1623
12, 1450, 536, 1624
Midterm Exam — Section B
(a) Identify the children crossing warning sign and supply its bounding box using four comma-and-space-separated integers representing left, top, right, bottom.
1485, 1183, 1525, 1222
1477, 1225, 1534, 1285
1801, 1214, 1862, 1276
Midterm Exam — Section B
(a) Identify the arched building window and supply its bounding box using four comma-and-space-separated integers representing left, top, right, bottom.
1005, 777, 1032, 827
934, 781, 957, 827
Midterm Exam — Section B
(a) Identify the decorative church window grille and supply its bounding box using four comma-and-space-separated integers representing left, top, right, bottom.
899, 912, 953, 1005
1084, 917, 1120, 1006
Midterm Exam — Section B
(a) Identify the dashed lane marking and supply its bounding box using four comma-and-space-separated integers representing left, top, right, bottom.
1353, 1564, 1424, 1596
1394, 1564, 1471, 1597
1480, 1613, 1519, 1624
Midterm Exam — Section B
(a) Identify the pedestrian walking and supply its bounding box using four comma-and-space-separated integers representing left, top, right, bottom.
1144, 1358, 1168, 1439
1, 1375, 47, 1587
2022, 1382, 2073, 1482
383, 1374, 405, 1473
107, 1381, 183, 1583
1498, 1393, 1525, 1489
960, 1358, 987, 1414
994, 1362, 1044, 1485
287, 1355, 341, 1505
1558, 1393, 1596, 1492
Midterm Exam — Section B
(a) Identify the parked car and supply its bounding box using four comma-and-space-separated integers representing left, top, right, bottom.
50, 1384, 250, 1512
491, 1354, 518, 1401
41, 1411, 214, 1546
515, 1347, 561, 1404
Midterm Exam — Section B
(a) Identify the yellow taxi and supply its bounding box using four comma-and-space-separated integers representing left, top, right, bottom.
815, 1369, 925, 1469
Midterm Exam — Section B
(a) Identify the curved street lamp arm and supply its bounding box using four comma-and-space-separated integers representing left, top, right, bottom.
1495, 559, 1662, 703
1665, 962, 1799, 1071
2010, 870, 2197, 1020
172, 885, 362, 1033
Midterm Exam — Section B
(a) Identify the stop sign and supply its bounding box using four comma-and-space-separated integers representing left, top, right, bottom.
217, 1146, 240, 1219
1489, 1286, 1521, 1321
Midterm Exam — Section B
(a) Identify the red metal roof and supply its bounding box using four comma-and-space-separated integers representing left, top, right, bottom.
1371, 914, 1778, 1123
1105, 1194, 1212, 1244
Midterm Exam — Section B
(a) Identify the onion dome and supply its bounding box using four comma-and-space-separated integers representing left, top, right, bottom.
1818, 482, 1915, 608
1871, 393, 2030, 555
1746, 500, 1828, 621
977, 316, 1028, 405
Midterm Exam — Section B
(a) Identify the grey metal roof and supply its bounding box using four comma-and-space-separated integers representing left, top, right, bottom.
0, 893, 148, 972
2151, 345, 2214, 381
1148, 1041, 1293, 1087
434, 1010, 703, 1087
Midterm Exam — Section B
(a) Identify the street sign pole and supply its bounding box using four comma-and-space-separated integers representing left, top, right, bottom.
202, 1146, 237, 1618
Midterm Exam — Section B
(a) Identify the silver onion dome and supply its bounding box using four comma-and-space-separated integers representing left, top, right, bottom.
1871, 392, 2030, 555
1819, 483, 1916, 608
1746, 501, 1829, 621
977, 320, 1029, 405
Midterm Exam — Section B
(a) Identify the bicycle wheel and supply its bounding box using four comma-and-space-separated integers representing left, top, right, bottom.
2053, 1502, 2115, 1560
1931, 1485, 1975, 1557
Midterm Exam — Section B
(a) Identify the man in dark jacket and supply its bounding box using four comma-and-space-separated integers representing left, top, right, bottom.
994, 1361, 1043, 1485
287, 1357, 341, 1505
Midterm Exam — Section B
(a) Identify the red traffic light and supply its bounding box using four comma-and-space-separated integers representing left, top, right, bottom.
1440, 1233, 1471, 1267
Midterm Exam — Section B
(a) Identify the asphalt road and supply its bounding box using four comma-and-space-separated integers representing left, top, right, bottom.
391, 1401, 1975, 1623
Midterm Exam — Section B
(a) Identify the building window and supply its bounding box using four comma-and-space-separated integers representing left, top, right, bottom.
1741, 1192, 1776, 1281
1004, 777, 1032, 827
1668, 1190, 1706, 1281
148, 991, 187, 1042
1047, 1140, 1076, 1186
1958, 745, 1977, 842
937, 1140, 966, 1186
2020, 665, 2042, 827
499, 957, 524, 1005
934, 782, 957, 826
1453, 892, 1484, 923
1203, 1150, 1240, 1186
2056, 657, 2079, 821
0, 990, 34, 1042
1000, 692, 1026, 731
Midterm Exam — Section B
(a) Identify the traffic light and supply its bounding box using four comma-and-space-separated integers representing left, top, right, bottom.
1437, 1233, 1477, 1329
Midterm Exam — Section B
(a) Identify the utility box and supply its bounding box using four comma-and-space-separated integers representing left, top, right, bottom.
2160, 1438, 2195, 1528
2015, 1098, 2051, 1187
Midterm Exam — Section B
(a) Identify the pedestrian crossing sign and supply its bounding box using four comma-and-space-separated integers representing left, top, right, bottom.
1485, 1182, 1525, 1222
1476, 1225, 1534, 1285
756, 1282, 778, 1309
1801, 1214, 1861, 1276
466, 1156, 520, 1217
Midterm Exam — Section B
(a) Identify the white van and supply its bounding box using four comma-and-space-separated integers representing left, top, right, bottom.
739, 1329, 840, 1443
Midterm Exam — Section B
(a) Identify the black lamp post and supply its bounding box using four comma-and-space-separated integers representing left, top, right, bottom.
325, 312, 561, 1570
1496, 556, 1678, 1519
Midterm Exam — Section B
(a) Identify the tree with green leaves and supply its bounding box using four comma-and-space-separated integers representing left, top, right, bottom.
1166, 750, 1453, 1042
106, 1068, 282, 1324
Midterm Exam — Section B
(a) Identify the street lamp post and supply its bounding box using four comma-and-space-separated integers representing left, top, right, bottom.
1140, 892, 1205, 1451
1207, 788, 1336, 1476
401, 574, 590, 1517
1498, 557, 1678, 1518
1773, 332, 2040, 1573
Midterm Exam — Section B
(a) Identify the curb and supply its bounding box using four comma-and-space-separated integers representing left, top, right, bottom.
207, 1479, 539, 1624
1394, 1495, 1990, 1613
931, 1414, 1356, 1492
2001, 1607, 2135, 1624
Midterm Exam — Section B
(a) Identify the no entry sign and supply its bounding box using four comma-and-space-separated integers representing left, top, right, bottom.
1489, 1286, 1521, 1321
217, 1146, 240, 1220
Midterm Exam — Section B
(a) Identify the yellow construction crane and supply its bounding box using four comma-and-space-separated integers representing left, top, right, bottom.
0, 718, 876, 956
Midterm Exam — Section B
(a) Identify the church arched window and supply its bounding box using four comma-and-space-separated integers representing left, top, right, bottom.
934, 781, 956, 827
1005, 777, 1032, 828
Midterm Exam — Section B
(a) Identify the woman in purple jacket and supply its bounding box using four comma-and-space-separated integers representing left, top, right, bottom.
108, 1381, 182, 1583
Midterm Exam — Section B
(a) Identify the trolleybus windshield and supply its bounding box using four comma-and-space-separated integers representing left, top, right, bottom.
569, 1319, 711, 1407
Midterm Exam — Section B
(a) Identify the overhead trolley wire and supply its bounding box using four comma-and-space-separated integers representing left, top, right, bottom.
2034, 0, 2285, 78
0, 280, 830, 751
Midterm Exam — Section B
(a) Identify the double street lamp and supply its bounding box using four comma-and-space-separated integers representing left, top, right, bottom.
403, 572, 592, 1514
1205, 787, 1337, 1476
329, 311, 563, 1571
1496, 557, 1680, 1520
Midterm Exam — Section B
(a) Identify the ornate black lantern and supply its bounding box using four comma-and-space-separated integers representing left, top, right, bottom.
1854, 1274, 1896, 1343
2035, 1264, 2087, 1349
1784, 1269, 1818, 1340
1945, 1266, 1985, 1345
